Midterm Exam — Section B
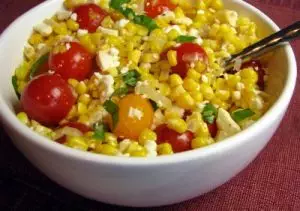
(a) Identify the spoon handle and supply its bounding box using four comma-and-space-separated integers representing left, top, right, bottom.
225, 21, 300, 66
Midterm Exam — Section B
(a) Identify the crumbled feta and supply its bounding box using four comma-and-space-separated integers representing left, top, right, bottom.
96, 49, 120, 71
144, 140, 157, 157
120, 67, 129, 74
194, 37, 203, 45
251, 97, 264, 110
216, 108, 241, 141
94, 73, 115, 100
119, 139, 132, 153
163, 25, 186, 35
151, 109, 165, 130
66, 43, 71, 50
97, 26, 119, 36
56, 10, 72, 21
34, 22, 53, 37
115, 19, 130, 28
24, 43, 35, 60
128, 107, 144, 120
70, 13, 78, 21
232, 91, 241, 101
188, 28, 199, 37
109, 47, 119, 56
77, 29, 88, 37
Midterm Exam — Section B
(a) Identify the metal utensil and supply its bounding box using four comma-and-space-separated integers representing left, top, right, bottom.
224, 21, 300, 69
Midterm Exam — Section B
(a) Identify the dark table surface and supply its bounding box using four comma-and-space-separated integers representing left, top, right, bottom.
1, 0, 300, 210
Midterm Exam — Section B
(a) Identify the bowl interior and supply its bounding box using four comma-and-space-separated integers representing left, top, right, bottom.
0, 0, 291, 159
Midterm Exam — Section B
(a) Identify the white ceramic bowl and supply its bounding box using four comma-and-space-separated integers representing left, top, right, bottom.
0, 0, 297, 207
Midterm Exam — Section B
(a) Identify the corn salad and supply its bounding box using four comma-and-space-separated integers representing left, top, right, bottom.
12, 0, 270, 157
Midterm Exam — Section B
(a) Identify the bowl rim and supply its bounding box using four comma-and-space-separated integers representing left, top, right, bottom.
0, 0, 297, 167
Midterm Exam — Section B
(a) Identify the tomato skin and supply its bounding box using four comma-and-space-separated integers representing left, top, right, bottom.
20, 74, 76, 126
145, 0, 176, 18
74, 3, 108, 33
49, 42, 93, 81
155, 124, 194, 152
208, 121, 218, 138
163, 43, 207, 78
241, 60, 265, 90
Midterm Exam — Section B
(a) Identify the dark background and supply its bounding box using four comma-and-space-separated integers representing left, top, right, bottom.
1, 0, 300, 210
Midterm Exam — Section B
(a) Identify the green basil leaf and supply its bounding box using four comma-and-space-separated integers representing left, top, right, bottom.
134, 15, 158, 31
112, 87, 129, 97
12, 75, 20, 99
93, 123, 108, 141
231, 109, 255, 123
123, 69, 141, 87
202, 103, 218, 124
110, 0, 130, 9
29, 53, 49, 79
104, 100, 119, 128
175, 35, 197, 43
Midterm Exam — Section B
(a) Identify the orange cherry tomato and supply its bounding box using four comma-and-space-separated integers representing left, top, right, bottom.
145, 0, 176, 18
112, 94, 154, 140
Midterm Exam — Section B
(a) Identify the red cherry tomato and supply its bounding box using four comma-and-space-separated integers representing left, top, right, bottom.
208, 121, 218, 138
74, 3, 108, 33
241, 60, 265, 90
145, 0, 176, 18
155, 124, 194, 152
21, 74, 76, 126
49, 42, 93, 81
163, 43, 207, 78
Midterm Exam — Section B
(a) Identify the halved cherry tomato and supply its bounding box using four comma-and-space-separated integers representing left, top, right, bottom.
74, 3, 108, 33
111, 94, 154, 140
241, 60, 265, 90
20, 74, 76, 126
145, 0, 176, 18
49, 42, 93, 81
155, 124, 194, 152
163, 43, 207, 78
208, 121, 218, 138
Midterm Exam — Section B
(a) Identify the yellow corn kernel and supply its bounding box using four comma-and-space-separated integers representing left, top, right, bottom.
190, 91, 203, 102
214, 78, 227, 90
78, 115, 89, 125
195, 121, 210, 137
79, 35, 96, 54
95, 144, 118, 155
77, 102, 88, 115
176, 92, 195, 109
169, 74, 183, 87
171, 0, 179, 5
131, 149, 147, 157
139, 129, 157, 145
28, 33, 43, 46
159, 69, 170, 82
167, 118, 187, 133
78, 94, 91, 105
167, 29, 180, 41
170, 85, 185, 100
76, 81, 87, 95
15, 62, 30, 80
191, 136, 214, 149
195, 61, 207, 73
53, 23, 68, 35
66, 136, 88, 151
128, 49, 142, 64
227, 75, 241, 88
187, 68, 201, 80
159, 60, 171, 71
66, 105, 77, 119
159, 83, 171, 96
125, 22, 137, 34
165, 106, 184, 119
101, 16, 114, 28
68, 78, 79, 88
211, 0, 224, 10
167, 50, 178, 67
17, 112, 30, 125
136, 25, 149, 36
216, 90, 230, 101
200, 84, 214, 100
66, 19, 79, 31
183, 78, 200, 92
90, 32, 102, 45
163, 41, 176, 51
240, 68, 258, 83
104, 132, 118, 147
126, 142, 144, 155
158, 143, 174, 155
174, 7, 185, 18
141, 53, 160, 63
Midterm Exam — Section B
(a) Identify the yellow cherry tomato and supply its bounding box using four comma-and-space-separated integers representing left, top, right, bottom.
112, 94, 154, 140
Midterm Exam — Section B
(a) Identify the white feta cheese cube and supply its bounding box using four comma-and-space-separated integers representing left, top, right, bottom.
34, 22, 53, 37
216, 108, 241, 141
96, 50, 120, 71
77, 29, 88, 37
70, 13, 78, 21
56, 10, 72, 21
115, 19, 129, 28
97, 26, 119, 36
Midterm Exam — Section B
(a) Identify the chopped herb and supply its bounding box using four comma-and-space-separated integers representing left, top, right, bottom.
231, 109, 255, 123
175, 35, 197, 43
150, 100, 158, 111
123, 69, 141, 87
110, 0, 158, 31
202, 103, 218, 124
104, 100, 119, 128
29, 53, 49, 79
93, 123, 108, 141
12, 75, 20, 99
112, 86, 129, 97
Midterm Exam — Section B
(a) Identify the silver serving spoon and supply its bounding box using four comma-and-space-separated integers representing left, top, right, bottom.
224, 21, 300, 69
